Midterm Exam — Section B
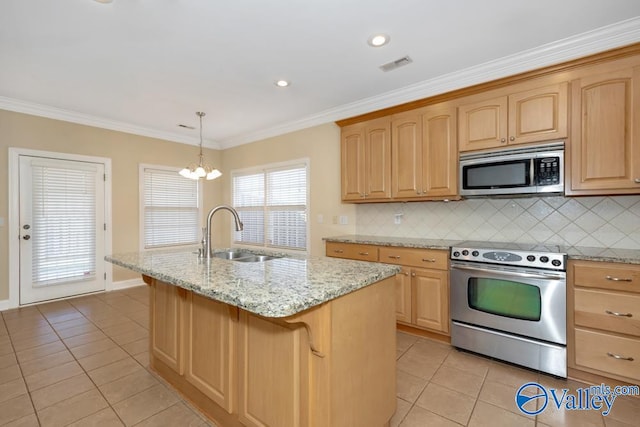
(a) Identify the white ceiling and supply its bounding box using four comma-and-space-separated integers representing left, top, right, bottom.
2, 0, 640, 150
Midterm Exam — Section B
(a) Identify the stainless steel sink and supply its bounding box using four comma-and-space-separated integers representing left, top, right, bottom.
211, 251, 280, 262
233, 255, 280, 262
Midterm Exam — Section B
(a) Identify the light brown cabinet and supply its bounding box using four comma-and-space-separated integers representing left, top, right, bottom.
458, 82, 568, 152
568, 260, 640, 384
151, 279, 184, 374
324, 241, 379, 262
149, 275, 397, 427
391, 104, 458, 200
340, 118, 391, 201
568, 63, 640, 194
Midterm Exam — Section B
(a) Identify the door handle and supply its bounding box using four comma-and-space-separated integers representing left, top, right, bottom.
23, 235, 31, 240
605, 310, 633, 317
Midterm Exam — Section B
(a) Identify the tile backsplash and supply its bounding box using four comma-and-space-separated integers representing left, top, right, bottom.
355, 195, 640, 249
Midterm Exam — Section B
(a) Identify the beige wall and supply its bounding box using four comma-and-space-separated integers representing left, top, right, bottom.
0, 111, 351, 303
0, 110, 223, 301
219, 123, 356, 256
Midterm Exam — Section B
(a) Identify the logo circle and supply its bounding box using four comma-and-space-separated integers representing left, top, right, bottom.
515, 382, 548, 415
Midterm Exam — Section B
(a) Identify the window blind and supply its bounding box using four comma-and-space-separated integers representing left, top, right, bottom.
31, 163, 97, 286
143, 167, 200, 248
232, 163, 307, 251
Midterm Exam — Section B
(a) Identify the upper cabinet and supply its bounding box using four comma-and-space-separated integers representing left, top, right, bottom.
458, 82, 568, 152
341, 118, 392, 201
391, 104, 458, 200
568, 62, 640, 194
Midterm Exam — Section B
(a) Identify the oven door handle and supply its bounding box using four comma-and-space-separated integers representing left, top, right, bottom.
451, 264, 565, 280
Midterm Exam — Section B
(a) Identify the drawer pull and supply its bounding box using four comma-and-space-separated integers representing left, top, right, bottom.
358, 252, 369, 256
422, 258, 436, 263
605, 310, 633, 317
388, 255, 401, 259
606, 275, 632, 282
607, 352, 634, 362
333, 249, 344, 254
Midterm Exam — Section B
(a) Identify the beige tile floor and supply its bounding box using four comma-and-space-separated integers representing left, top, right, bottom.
1, 286, 639, 426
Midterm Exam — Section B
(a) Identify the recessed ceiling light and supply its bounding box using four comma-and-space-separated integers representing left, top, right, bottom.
275, 80, 290, 87
368, 34, 390, 47
94, 0, 114, 3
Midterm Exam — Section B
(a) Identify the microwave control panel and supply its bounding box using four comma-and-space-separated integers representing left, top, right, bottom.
534, 157, 560, 185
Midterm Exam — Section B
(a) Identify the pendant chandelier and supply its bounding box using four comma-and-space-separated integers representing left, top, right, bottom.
179, 112, 222, 180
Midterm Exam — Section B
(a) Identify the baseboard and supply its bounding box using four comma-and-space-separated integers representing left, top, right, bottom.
110, 278, 146, 291
0, 299, 11, 312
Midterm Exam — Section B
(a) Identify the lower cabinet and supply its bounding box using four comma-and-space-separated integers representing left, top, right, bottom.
568, 260, 640, 384
148, 275, 397, 427
326, 242, 450, 336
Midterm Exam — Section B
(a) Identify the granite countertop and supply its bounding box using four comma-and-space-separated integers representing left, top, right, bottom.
323, 235, 640, 265
106, 249, 400, 318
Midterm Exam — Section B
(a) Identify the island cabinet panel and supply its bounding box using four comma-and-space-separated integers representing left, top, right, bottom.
185, 293, 236, 413
237, 313, 309, 427
568, 62, 640, 194
150, 280, 184, 374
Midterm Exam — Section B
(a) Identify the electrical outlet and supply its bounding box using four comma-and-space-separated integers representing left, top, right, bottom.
332, 216, 338, 224
339, 215, 348, 225
394, 213, 403, 225
317, 214, 324, 224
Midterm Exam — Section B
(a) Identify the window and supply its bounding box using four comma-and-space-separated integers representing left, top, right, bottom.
232, 161, 308, 251
140, 165, 202, 249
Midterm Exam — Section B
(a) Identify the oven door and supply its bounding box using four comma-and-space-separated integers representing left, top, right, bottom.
450, 261, 566, 345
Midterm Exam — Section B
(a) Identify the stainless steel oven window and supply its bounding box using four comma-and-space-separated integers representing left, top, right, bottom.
468, 277, 541, 321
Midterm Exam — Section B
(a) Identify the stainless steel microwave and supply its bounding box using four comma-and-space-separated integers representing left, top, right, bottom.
459, 142, 564, 197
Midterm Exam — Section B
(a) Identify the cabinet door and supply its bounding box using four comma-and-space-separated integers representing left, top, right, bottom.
569, 66, 640, 193
185, 293, 235, 412
507, 82, 568, 145
364, 119, 392, 199
238, 312, 308, 427
392, 113, 422, 198
412, 268, 449, 334
151, 280, 184, 373
422, 106, 458, 197
395, 268, 412, 324
458, 96, 508, 152
341, 125, 366, 201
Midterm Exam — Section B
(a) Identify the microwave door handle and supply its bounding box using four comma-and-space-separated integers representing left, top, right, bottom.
451, 264, 565, 281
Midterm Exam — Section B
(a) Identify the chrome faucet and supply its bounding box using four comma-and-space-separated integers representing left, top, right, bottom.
204, 205, 244, 259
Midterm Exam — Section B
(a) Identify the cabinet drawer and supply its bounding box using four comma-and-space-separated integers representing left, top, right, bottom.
325, 242, 379, 262
575, 328, 640, 382
575, 289, 640, 337
571, 261, 640, 293
379, 247, 448, 270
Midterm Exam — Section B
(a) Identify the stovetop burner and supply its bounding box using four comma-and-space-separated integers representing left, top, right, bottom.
450, 241, 566, 271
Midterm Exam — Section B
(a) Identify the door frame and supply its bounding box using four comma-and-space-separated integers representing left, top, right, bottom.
8, 147, 113, 308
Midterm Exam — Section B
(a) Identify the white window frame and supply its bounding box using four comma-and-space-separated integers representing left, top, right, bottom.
139, 164, 203, 251
231, 158, 310, 254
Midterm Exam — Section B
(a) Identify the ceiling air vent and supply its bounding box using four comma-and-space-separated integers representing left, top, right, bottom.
379, 55, 413, 72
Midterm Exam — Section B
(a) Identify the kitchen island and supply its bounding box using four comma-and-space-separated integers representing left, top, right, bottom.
107, 249, 401, 427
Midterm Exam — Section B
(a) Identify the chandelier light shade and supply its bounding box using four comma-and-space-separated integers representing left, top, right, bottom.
179, 112, 222, 180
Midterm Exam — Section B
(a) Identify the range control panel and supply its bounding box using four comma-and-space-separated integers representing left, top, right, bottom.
450, 246, 566, 271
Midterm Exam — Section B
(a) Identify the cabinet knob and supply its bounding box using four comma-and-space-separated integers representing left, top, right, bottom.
635, 178, 640, 183
358, 252, 369, 256
333, 249, 344, 254
607, 352, 634, 362
500, 138, 506, 143
402, 272, 409, 276
421, 258, 436, 263
605, 310, 633, 317
388, 255, 401, 260
606, 275, 632, 282
411, 272, 416, 277
509, 136, 515, 141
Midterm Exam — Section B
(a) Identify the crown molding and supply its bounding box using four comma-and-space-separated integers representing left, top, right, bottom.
0, 96, 222, 150
219, 16, 640, 149
2, 17, 640, 150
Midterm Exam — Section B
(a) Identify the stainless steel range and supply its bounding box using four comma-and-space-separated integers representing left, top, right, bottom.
450, 242, 567, 377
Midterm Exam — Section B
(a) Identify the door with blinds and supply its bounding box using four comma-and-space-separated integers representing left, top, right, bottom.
19, 155, 106, 305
